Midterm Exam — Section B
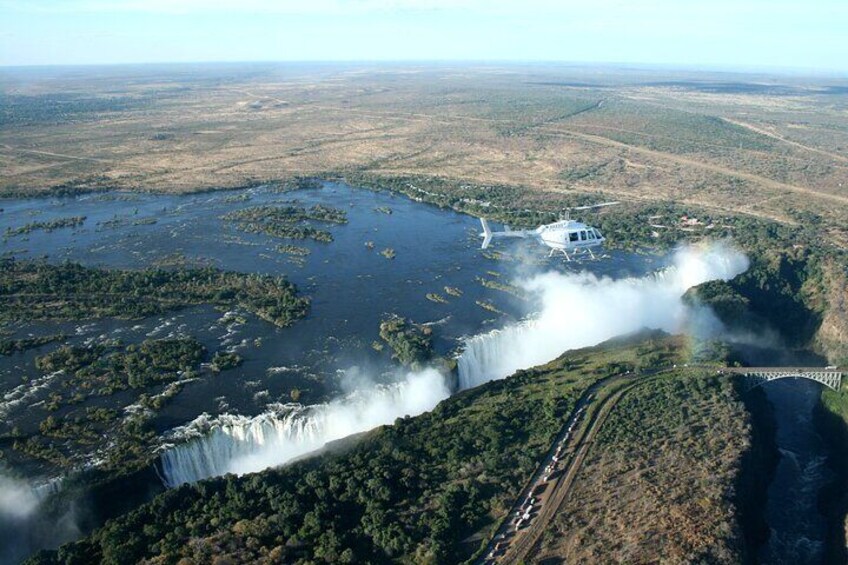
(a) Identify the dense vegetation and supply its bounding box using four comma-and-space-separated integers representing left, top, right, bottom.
0, 259, 310, 328
275, 176, 324, 192
685, 280, 751, 325
6, 338, 208, 473
29, 337, 683, 564
378, 315, 433, 368
0, 334, 65, 356
222, 203, 347, 243
211, 351, 243, 371
687, 241, 837, 351
276, 244, 311, 257
475, 275, 526, 300
36, 338, 206, 394
4, 216, 87, 237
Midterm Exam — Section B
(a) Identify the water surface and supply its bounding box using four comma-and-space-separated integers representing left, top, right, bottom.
1, 182, 655, 465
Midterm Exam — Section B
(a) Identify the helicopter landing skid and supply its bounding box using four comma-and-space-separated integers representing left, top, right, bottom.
550, 247, 603, 262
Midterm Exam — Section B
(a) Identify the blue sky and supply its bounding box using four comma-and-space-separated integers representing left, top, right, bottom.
1, 0, 846, 72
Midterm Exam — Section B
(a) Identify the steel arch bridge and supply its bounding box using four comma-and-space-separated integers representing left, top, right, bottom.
723, 367, 843, 391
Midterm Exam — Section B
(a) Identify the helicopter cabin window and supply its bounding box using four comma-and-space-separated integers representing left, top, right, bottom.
580, 231, 587, 241
587, 230, 595, 240
569, 232, 579, 242
594, 229, 602, 239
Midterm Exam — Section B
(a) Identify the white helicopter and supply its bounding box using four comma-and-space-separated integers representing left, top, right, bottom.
479, 202, 619, 261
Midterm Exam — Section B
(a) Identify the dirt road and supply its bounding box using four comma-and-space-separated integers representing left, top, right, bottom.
479, 373, 661, 564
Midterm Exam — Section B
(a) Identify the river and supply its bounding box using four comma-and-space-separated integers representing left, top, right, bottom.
0, 181, 823, 563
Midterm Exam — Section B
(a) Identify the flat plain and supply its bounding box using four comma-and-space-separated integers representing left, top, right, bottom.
2, 63, 847, 246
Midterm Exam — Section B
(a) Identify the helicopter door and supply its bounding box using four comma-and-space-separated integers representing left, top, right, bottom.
580, 230, 587, 241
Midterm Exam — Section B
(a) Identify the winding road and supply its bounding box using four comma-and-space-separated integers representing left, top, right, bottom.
478, 372, 668, 564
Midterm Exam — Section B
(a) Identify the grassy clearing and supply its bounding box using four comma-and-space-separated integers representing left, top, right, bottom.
3, 66, 846, 236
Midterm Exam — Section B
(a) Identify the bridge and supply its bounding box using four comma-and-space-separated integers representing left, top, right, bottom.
722, 367, 843, 391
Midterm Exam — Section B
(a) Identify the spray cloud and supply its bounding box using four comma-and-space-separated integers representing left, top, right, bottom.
160, 241, 748, 485
0, 474, 40, 521
160, 368, 450, 485
458, 241, 749, 387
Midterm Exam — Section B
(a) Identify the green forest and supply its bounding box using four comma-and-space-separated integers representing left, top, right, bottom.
0, 259, 310, 327
6, 338, 211, 474
222, 203, 347, 243
28, 336, 687, 564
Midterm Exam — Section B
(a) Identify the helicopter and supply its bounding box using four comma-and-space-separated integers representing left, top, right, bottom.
479, 202, 619, 261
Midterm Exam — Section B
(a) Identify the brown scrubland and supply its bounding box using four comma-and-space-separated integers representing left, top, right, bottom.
2, 64, 847, 245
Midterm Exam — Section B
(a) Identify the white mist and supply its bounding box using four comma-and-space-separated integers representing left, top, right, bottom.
458, 241, 748, 388
160, 241, 748, 485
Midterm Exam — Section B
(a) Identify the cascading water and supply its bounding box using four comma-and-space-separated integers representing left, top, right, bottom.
456, 321, 539, 390
159, 368, 450, 485
456, 242, 749, 389
160, 406, 326, 487
158, 242, 749, 486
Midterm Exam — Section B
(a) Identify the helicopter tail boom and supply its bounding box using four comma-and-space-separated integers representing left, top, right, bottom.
479, 218, 532, 249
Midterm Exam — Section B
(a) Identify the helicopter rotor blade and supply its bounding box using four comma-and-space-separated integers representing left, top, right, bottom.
569, 201, 620, 211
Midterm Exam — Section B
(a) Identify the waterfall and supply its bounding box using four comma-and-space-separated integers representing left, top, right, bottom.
159, 368, 450, 486
160, 407, 323, 487
158, 241, 749, 486
456, 321, 539, 390
456, 242, 749, 389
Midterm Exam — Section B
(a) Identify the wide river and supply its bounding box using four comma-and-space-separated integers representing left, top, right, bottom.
0, 182, 835, 563
0, 183, 654, 433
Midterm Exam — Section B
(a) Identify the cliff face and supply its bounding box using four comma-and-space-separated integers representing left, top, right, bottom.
687, 249, 846, 364
816, 395, 848, 563
815, 261, 848, 364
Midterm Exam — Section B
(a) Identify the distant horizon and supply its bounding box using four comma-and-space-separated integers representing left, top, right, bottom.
1, 59, 846, 80
2, 1, 846, 73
